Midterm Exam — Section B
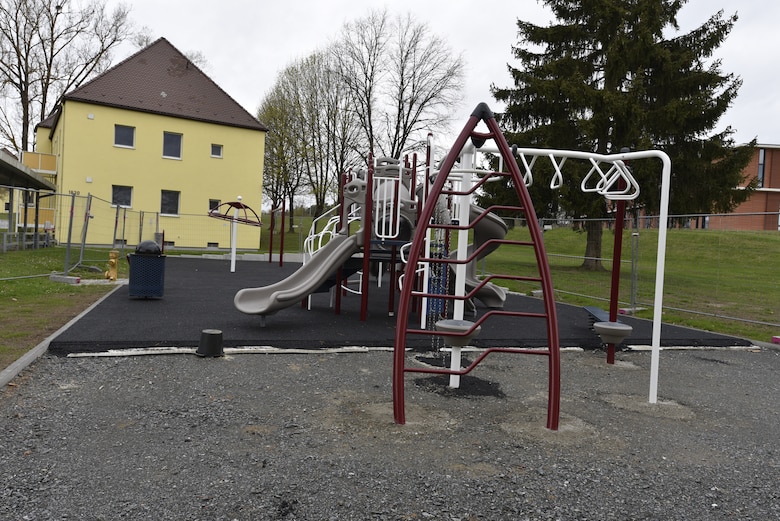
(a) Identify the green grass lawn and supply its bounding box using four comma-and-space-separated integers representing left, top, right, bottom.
0, 247, 128, 370
483, 226, 780, 342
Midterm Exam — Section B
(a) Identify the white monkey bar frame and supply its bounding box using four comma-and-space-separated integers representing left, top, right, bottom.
477, 145, 671, 404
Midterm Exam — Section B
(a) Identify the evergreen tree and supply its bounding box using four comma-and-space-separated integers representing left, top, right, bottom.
488, 0, 755, 269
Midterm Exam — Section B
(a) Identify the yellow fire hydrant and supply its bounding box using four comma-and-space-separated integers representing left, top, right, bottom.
105, 249, 119, 281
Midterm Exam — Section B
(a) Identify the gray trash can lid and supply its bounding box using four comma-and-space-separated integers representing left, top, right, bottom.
135, 240, 162, 255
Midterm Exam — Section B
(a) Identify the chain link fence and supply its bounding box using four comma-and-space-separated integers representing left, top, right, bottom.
492, 212, 780, 338
2, 189, 263, 265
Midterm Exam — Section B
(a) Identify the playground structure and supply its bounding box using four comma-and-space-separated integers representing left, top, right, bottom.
207, 198, 262, 273
391, 103, 671, 430
234, 153, 514, 318
234, 175, 368, 321
234, 102, 673, 430
234, 149, 513, 321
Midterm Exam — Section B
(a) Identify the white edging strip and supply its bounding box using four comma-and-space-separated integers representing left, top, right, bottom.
60, 343, 761, 360
627, 344, 760, 351
66, 345, 396, 358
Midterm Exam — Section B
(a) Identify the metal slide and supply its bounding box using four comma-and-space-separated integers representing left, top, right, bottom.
234, 233, 361, 316
461, 204, 509, 309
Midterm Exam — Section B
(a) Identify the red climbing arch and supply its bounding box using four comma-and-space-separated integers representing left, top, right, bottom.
392, 103, 561, 430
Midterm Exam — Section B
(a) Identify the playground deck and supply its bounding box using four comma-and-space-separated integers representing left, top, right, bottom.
47, 256, 751, 355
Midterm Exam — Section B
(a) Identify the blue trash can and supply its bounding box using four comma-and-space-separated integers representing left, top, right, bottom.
128, 241, 165, 298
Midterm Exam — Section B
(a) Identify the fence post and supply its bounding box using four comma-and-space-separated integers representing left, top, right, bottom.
64, 192, 76, 274
21, 189, 29, 250
77, 193, 93, 268
631, 232, 639, 311
268, 207, 276, 263
33, 191, 41, 249
139, 210, 144, 245
112, 204, 120, 247
121, 207, 128, 255
279, 200, 285, 267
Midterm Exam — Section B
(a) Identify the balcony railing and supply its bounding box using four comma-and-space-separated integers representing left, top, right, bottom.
21, 151, 57, 174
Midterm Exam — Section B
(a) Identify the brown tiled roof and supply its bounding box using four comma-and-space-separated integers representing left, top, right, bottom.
36, 111, 58, 130
63, 38, 267, 131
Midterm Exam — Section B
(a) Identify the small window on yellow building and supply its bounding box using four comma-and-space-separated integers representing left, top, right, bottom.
163, 132, 183, 159
161, 190, 180, 215
112, 185, 132, 207
211, 144, 223, 158
114, 125, 135, 148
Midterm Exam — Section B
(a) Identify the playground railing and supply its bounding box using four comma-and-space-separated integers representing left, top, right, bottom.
303, 204, 362, 261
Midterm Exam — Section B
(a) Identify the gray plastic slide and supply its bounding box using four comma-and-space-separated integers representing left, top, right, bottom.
234, 233, 361, 316
463, 205, 508, 309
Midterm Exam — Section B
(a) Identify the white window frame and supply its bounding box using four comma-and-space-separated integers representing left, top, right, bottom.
111, 185, 133, 208
160, 190, 181, 216
163, 132, 183, 159
114, 125, 135, 148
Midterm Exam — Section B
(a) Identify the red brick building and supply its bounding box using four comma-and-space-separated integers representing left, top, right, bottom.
707, 144, 780, 231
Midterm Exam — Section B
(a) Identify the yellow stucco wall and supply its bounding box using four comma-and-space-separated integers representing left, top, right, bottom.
46, 101, 265, 249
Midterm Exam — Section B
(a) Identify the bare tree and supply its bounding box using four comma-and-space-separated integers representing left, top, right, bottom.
131, 25, 154, 49
332, 10, 464, 158
261, 51, 363, 218
258, 79, 306, 231
0, 0, 130, 152
294, 52, 345, 217
331, 9, 388, 157
257, 10, 462, 217
132, 27, 210, 71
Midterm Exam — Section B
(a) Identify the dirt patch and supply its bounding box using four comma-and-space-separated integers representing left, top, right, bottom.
499, 408, 609, 449
318, 391, 458, 434
599, 393, 696, 420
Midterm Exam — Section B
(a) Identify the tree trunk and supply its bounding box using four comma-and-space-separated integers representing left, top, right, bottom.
287, 194, 296, 232
582, 219, 604, 270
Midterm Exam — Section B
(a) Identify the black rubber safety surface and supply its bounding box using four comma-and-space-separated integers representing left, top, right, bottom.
48, 256, 751, 355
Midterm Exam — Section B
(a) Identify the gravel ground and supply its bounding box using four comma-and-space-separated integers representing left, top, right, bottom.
1, 346, 779, 520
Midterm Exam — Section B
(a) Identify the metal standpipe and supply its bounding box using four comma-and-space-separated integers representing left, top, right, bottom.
631, 232, 640, 311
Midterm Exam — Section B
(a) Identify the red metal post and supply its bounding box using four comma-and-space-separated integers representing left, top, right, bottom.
392, 104, 560, 430
268, 209, 275, 263
360, 156, 374, 321
388, 245, 397, 316
279, 201, 285, 267
607, 180, 627, 364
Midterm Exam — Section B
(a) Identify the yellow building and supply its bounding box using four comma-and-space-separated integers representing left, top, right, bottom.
30, 38, 266, 249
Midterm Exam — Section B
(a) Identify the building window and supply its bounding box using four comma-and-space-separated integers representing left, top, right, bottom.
112, 185, 133, 207
211, 144, 223, 158
757, 148, 765, 188
209, 199, 221, 213
114, 125, 135, 148
163, 132, 183, 159
161, 190, 180, 215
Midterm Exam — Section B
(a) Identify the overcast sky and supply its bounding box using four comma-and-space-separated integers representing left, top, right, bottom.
107, 0, 778, 146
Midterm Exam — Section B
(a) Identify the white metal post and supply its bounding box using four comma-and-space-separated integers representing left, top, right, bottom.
230, 195, 241, 273
648, 153, 671, 403
449, 143, 476, 388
